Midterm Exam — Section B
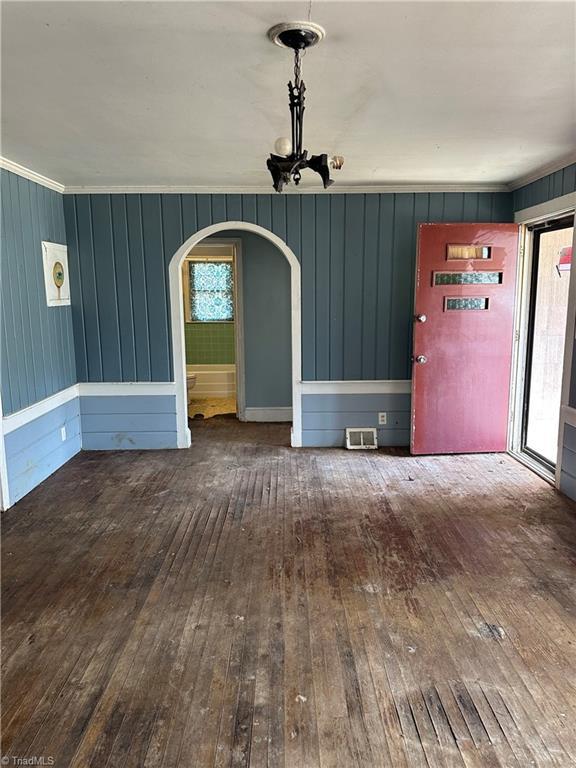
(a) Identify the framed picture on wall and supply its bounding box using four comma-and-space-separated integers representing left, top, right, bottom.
42, 241, 70, 306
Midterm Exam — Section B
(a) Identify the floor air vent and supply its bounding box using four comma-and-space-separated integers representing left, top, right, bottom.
346, 427, 378, 450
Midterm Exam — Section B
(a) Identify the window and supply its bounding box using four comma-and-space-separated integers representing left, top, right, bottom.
446, 245, 491, 260
188, 262, 234, 322
434, 271, 502, 286
444, 296, 489, 311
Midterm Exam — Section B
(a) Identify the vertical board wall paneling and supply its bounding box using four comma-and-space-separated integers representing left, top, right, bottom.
513, 163, 576, 212
328, 194, 345, 380
343, 194, 364, 380
1, 169, 76, 416
301, 195, 316, 380
390, 193, 415, 379
126, 195, 152, 381
75, 195, 103, 381
361, 195, 380, 381
110, 195, 137, 380
315, 195, 331, 380
63, 191, 513, 385
91, 195, 122, 381
375, 194, 394, 380
141, 194, 171, 379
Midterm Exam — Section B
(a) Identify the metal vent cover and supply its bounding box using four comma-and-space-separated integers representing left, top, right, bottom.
345, 427, 378, 450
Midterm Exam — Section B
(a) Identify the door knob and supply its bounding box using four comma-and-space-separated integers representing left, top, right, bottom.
415, 314, 427, 323
414, 355, 427, 364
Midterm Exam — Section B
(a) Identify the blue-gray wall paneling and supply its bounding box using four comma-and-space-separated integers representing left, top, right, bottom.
513, 163, 576, 212
1, 170, 76, 415
63, 192, 513, 387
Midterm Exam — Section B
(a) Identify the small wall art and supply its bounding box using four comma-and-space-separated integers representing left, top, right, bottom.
42, 241, 70, 306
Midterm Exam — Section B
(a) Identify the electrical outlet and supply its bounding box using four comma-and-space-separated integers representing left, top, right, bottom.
378, 412, 387, 425
60, 426, 66, 441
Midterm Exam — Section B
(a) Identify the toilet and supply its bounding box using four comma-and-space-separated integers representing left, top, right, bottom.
186, 372, 197, 403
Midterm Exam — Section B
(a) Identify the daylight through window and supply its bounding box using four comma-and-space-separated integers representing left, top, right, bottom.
189, 262, 234, 322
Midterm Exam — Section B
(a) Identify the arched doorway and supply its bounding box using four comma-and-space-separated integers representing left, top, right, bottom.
169, 222, 302, 448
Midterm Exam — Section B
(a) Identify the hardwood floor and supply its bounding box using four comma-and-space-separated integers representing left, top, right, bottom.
2, 418, 576, 767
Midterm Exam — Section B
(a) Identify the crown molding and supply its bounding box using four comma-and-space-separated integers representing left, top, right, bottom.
507, 152, 576, 191
3, 152, 575, 196
63, 182, 509, 194
0, 156, 65, 193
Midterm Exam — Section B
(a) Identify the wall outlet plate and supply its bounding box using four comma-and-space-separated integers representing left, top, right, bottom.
60, 426, 66, 441
378, 412, 387, 425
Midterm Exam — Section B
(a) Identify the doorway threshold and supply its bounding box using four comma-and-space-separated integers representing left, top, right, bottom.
508, 450, 555, 485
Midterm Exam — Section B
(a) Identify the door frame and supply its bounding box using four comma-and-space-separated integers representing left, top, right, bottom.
509, 195, 576, 485
169, 221, 302, 449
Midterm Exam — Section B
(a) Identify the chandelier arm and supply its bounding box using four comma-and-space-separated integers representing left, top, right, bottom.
298, 86, 305, 157
289, 83, 297, 159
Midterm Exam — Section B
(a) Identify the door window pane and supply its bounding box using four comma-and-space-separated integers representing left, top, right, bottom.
445, 297, 489, 311
434, 271, 502, 285
447, 245, 491, 260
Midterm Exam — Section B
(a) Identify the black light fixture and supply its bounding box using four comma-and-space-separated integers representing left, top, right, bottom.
266, 21, 343, 193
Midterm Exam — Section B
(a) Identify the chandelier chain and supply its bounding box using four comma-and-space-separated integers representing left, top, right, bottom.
293, 49, 302, 87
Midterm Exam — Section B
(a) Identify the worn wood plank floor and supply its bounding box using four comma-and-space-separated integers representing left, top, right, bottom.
2, 418, 576, 767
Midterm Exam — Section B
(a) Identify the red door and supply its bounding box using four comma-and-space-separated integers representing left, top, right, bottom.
411, 223, 519, 455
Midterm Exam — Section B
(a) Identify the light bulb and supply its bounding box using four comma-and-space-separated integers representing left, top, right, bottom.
330, 155, 344, 170
274, 137, 292, 157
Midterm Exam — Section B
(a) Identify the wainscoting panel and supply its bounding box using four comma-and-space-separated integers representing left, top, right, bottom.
560, 423, 576, 500
301, 389, 411, 448
4, 397, 81, 505
80, 394, 178, 450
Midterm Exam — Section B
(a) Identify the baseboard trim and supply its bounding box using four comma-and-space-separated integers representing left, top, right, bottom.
244, 407, 292, 422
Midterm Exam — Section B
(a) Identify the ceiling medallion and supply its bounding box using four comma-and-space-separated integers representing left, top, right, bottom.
266, 21, 344, 193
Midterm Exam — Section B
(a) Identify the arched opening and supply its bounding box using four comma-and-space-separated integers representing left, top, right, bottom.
169, 222, 302, 448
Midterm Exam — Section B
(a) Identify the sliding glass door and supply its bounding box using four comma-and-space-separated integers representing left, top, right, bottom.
523, 216, 574, 469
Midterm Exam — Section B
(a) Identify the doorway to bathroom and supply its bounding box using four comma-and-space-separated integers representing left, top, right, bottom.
182, 239, 244, 423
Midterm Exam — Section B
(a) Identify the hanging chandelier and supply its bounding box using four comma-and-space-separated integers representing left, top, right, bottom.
266, 22, 344, 193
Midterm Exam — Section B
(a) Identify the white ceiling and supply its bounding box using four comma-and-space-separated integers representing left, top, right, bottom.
2, 1, 575, 190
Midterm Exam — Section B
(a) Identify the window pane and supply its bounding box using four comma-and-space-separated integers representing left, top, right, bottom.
445, 297, 489, 311
447, 245, 491, 260
434, 271, 502, 285
190, 262, 234, 321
